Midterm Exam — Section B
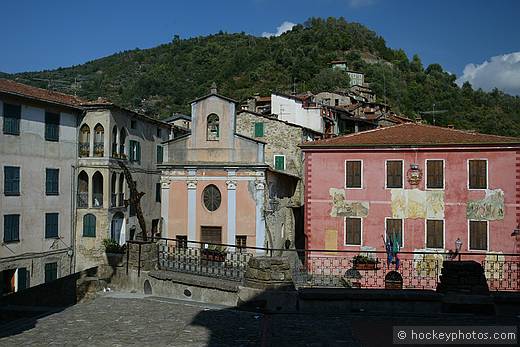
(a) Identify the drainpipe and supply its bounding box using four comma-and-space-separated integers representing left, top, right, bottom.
70, 164, 77, 275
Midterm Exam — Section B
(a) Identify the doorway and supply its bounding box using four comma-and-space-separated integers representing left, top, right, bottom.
111, 212, 125, 245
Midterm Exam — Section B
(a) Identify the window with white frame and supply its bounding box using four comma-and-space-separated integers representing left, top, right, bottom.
426, 160, 444, 189
344, 217, 361, 245
345, 160, 362, 188
426, 219, 443, 248
469, 220, 487, 250
468, 160, 487, 189
386, 160, 403, 188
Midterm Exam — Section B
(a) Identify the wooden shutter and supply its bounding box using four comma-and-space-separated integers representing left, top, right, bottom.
254, 122, 264, 137
4, 215, 19, 242
44, 263, 57, 283
470, 221, 487, 250
427, 160, 444, 189
5, 166, 20, 195
345, 218, 361, 245
469, 160, 486, 189
386, 161, 403, 188
345, 161, 361, 188
3, 103, 21, 134
275, 156, 285, 170
45, 213, 58, 238
426, 220, 443, 248
45, 112, 60, 141
201, 226, 222, 244
157, 145, 163, 164
17, 267, 29, 290
83, 214, 96, 237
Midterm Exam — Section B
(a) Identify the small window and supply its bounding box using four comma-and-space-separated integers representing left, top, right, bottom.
45, 213, 59, 239
4, 166, 20, 196
155, 182, 161, 203
426, 160, 444, 189
236, 235, 247, 249
44, 262, 58, 283
345, 217, 361, 245
206, 114, 219, 141
334, 99, 339, 106
254, 122, 264, 137
131, 120, 137, 129
203, 185, 221, 212
3, 214, 20, 242
2, 103, 21, 135
386, 160, 403, 188
469, 220, 487, 250
469, 160, 487, 189
83, 214, 96, 237
426, 220, 443, 248
129, 140, 141, 163
274, 155, 285, 171
386, 218, 403, 247
201, 226, 222, 244
345, 160, 362, 188
45, 112, 60, 141
156, 128, 162, 138
157, 145, 163, 164
45, 168, 59, 195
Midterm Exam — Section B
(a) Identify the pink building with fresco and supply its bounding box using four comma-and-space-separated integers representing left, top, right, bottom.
301, 123, 520, 260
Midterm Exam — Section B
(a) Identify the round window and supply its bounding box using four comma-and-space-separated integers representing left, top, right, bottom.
203, 185, 221, 211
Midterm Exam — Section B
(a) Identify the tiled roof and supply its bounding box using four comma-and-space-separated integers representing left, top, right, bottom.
0, 78, 85, 107
301, 123, 520, 148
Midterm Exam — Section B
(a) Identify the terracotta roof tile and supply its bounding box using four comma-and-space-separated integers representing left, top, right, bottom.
0, 78, 86, 107
301, 123, 520, 148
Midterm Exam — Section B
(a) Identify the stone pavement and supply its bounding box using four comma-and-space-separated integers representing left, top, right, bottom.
0, 292, 518, 346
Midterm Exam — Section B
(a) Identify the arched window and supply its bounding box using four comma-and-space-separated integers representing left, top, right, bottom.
111, 173, 117, 207
94, 124, 104, 157
119, 128, 127, 157
202, 184, 221, 211
206, 114, 219, 141
92, 171, 103, 207
83, 214, 96, 237
111, 126, 118, 157
77, 171, 89, 208
118, 173, 125, 206
111, 212, 125, 243
79, 124, 90, 157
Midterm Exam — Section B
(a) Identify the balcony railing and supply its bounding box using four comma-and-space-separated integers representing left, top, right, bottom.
111, 193, 117, 208
93, 143, 104, 157
77, 192, 88, 208
92, 193, 103, 208
155, 238, 520, 291
79, 143, 90, 157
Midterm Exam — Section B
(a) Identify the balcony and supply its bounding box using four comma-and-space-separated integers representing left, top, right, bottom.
94, 143, 104, 157
111, 193, 117, 208
118, 193, 125, 207
79, 143, 90, 157
77, 192, 88, 208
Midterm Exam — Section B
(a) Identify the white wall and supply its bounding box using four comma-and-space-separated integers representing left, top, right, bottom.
271, 94, 323, 133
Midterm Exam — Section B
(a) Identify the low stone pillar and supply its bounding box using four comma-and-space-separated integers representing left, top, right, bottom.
127, 241, 158, 272
244, 256, 294, 290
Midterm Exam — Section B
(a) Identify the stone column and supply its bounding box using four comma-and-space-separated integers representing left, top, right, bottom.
160, 176, 171, 238
226, 179, 237, 245
187, 179, 197, 242
88, 171, 93, 209
255, 178, 266, 252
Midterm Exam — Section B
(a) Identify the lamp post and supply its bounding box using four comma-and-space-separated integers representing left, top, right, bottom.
455, 238, 462, 261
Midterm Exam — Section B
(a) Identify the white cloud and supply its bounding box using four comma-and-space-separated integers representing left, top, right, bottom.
262, 21, 296, 38
456, 52, 520, 96
348, 0, 375, 8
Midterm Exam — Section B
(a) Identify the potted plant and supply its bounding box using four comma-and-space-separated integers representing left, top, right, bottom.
103, 238, 126, 266
352, 254, 379, 270
201, 244, 227, 262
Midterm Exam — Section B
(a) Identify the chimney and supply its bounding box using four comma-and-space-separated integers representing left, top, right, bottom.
210, 82, 217, 94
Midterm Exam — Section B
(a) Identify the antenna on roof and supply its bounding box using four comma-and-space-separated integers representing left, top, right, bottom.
419, 103, 447, 125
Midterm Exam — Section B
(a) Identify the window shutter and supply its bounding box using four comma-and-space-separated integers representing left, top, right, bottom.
346, 218, 361, 245
136, 142, 141, 163
426, 220, 443, 248
157, 145, 163, 164
387, 161, 402, 188
275, 156, 285, 170
18, 268, 28, 290
254, 122, 264, 137
427, 160, 443, 189
470, 221, 487, 250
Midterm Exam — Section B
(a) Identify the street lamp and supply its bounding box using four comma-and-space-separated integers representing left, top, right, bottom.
455, 238, 462, 261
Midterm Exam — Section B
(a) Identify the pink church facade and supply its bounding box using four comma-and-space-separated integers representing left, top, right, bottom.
301, 124, 520, 259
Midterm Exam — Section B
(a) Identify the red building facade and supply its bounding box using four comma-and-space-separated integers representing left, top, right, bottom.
301, 123, 520, 289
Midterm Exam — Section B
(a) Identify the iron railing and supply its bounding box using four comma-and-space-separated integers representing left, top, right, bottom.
92, 193, 103, 207
153, 237, 520, 291
78, 143, 89, 157
156, 238, 258, 282
77, 192, 88, 208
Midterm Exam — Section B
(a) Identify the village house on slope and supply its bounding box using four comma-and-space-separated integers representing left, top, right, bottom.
301, 123, 520, 267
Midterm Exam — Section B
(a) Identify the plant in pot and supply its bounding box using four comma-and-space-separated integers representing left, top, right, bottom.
352, 254, 379, 270
201, 244, 227, 262
103, 238, 126, 266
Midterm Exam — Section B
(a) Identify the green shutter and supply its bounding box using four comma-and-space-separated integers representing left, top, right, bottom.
44, 263, 57, 283
83, 214, 96, 237
157, 145, 163, 164
136, 142, 141, 163
3, 103, 21, 135
274, 156, 285, 171
254, 122, 264, 137
18, 268, 28, 290
4, 214, 19, 242
4, 166, 20, 195
45, 213, 58, 238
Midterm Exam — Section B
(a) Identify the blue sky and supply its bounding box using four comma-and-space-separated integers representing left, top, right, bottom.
2, 0, 519, 94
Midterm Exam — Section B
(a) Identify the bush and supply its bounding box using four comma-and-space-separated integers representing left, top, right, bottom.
103, 238, 126, 254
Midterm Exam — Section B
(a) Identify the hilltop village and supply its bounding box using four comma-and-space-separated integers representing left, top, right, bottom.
1, 60, 519, 293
